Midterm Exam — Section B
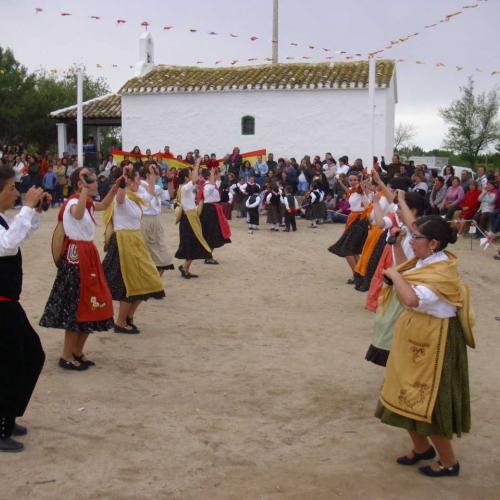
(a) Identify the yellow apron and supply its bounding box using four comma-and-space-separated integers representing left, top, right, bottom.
379, 252, 475, 423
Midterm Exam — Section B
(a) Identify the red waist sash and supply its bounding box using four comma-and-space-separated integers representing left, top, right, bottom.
0, 296, 17, 302
63, 239, 114, 322
211, 203, 232, 239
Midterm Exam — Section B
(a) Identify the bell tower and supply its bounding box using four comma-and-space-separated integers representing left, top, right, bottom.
135, 31, 154, 77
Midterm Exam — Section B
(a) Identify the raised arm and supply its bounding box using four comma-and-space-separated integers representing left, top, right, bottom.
395, 189, 416, 229
191, 158, 201, 185
372, 169, 394, 203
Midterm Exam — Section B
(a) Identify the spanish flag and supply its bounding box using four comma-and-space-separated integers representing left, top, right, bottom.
111, 149, 191, 169
241, 149, 266, 166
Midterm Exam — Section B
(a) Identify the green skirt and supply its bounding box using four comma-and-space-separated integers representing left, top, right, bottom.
375, 316, 470, 439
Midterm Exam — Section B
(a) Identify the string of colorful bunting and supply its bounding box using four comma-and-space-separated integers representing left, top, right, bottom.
31, 2, 487, 62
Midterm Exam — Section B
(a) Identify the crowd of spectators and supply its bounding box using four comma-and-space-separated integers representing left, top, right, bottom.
1, 143, 499, 256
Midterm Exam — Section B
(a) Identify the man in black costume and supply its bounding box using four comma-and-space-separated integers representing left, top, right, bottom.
0, 165, 47, 452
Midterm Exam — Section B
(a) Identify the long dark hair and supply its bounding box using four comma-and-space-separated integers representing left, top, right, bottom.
178, 168, 191, 184
414, 215, 457, 251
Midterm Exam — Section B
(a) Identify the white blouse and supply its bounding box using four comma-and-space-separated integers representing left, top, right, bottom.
203, 183, 221, 203
63, 199, 95, 241
114, 196, 142, 231
407, 251, 457, 318
0, 208, 40, 257
137, 181, 162, 216
348, 192, 367, 212
180, 181, 197, 211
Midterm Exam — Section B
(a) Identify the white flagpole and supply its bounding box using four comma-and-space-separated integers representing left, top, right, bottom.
77, 68, 84, 166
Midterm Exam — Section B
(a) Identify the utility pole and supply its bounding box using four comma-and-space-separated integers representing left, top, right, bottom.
272, 0, 279, 64
367, 56, 376, 172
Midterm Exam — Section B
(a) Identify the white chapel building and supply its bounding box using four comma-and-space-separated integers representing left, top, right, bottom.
52, 32, 397, 162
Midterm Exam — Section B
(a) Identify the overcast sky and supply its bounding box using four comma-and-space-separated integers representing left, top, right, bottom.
1, 0, 499, 150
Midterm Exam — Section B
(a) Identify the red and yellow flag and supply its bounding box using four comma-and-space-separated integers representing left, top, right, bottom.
112, 148, 267, 169
240, 149, 267, 166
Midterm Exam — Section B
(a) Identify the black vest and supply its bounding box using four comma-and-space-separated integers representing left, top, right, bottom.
0, 216, 23, 300
246, 183, 260, 196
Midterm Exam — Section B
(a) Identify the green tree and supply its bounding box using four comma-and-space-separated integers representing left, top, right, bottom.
0, 47, 32, 144
440, 77, 500, 168
0, 46, 110, 150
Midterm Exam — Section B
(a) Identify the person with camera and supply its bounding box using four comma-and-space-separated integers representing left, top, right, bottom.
0, 167, 49, 452
40, 167, 118, 370
375, 215, 474, 478
102, 166, 165, 333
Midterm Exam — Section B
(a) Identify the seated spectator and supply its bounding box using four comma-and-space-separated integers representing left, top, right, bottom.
325, 192, 349, 223
460, 170, 470, 192
473, 179, 498, 238
440, 176, 464, 220
455, 180, 481, 234
409, 172, 428, 197
443, 164, 455, 187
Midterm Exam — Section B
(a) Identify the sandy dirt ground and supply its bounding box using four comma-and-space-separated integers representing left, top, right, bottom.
0, 206, 499, 500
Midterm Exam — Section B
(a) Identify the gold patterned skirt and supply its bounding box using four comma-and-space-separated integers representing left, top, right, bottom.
375, 316, 470, 439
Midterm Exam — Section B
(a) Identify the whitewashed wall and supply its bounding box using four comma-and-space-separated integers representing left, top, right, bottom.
121, 86, 395, 164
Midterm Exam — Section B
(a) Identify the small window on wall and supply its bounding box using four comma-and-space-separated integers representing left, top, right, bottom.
241, 115, 255, 135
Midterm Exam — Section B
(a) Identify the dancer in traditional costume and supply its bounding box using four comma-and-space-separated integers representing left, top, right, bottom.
0, 168, 47, 452
245, 191, 261, 233
306, 182, 325, 228
282, 185, 298, 232
365, 189, 426, 366
102, 166, 165, 334
200, 169, 231, 265
375, 215, 474, 477
328, 173, 370, 283
175, 159, 212, 279
353, 186, 386, 292
138, 163, 174, 275
40, 168, 117, 370
264, 184, 281, 231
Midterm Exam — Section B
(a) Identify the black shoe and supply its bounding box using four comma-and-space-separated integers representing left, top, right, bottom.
73, 354, 96, 367
397, 446, 436, 465
186, 272, 199, 278
114, 324, 140, 334
126, 317, 139, 331
178, 265, 187, 278
12, 423, 27, 437
346, 278, 355, 285
419, 461, 460, 477
204, 258, 219, 265
58, 358, 89, 371
0, 437, 24, 453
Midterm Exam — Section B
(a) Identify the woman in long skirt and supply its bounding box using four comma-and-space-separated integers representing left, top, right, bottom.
200, 169, 231, 265
375, 215, 474, 477
138, 163, 174, 275
175, 159, 212, 278
40, 167, 117, 370
328, 173, 370, 283
102, 166, 165, 334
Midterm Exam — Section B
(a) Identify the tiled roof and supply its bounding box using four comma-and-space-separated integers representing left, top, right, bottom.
50, 93, 121, 120
119, 60, 395, 94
